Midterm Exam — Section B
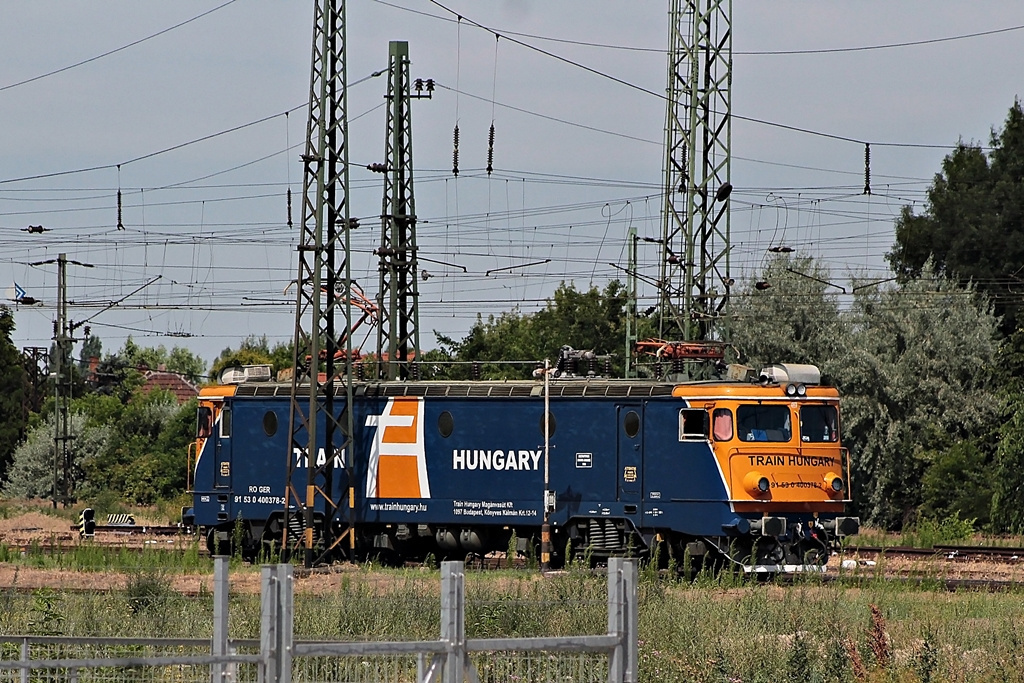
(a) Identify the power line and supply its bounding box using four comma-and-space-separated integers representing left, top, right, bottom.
0, 0, 242, 94
376, 0, 1024, 59
737, 23, 1024, 55
421, 0, 984, 151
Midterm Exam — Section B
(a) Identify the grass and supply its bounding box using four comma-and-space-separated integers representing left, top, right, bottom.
847, 519, 1024, 550
0, 563, 1023, 681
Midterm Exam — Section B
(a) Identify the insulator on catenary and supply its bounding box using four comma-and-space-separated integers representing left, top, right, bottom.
116, 189, 124, 230
452, 125, 460, 177
486, 123, 495, 175
864, 143, 871, 195
286, 188, 292, 229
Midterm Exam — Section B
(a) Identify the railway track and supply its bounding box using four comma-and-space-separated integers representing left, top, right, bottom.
71, 523, 190, 536
845, 544, 1024, 563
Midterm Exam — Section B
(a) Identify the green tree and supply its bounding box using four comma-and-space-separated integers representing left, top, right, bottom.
919, 440, 991, 525
727, 254, 849, 372
78, 333, 102, 366
888, 100, 1024, 334
0, 307, 27, 477
836, 265, 1001, 528
117, 337, 206, 383
440, 281, 641, 379
729, 256, 1001, 529
989, 326, 1024, 531
80, 390, 193, 504
4, 410, 111, 500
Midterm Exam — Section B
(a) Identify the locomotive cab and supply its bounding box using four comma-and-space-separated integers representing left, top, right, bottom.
668, 363, 859, 572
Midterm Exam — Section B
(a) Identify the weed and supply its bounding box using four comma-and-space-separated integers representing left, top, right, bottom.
916, 627, 938, 683
846, 638, 867, 682
29, 588, 65, 635
232, 513, 247, 558
506, 531, 518, 568
125, 570, 173, 616
868, 604, 890, 669
903, 513, 976, 547
786, 632, 812, 683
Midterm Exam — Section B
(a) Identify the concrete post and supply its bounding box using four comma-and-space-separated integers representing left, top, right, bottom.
212, 556, 230, 683
259, 566, 278, 683
19, 639, 28, 683
259, 564, 294, 683
441, 561, 465, 683
276, 564, 294, 683
607, 559, 638, 683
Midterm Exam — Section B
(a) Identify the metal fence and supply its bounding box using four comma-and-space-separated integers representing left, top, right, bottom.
0, 558, 638, 683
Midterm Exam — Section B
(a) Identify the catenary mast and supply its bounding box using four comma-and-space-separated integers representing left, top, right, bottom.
375, 41, 426, 380
659, 0, 733, 345
284, 0, 354, 568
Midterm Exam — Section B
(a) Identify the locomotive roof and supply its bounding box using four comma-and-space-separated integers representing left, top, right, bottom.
202, 375, 833, 400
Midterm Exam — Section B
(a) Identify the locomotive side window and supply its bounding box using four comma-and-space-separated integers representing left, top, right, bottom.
220, 407, 232, 438
678, 409, 709, 441
539, 411, 557, 436
712, 408, 733, 441
263, 410, 278, 437
737, 404, 791, 442
800, 405, 838, 442
196, 407, 213, 438
623, 410, 640, 438
438, 411, 454, 438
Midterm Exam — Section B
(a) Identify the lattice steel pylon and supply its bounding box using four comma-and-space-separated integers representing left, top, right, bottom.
375, 41, 422, 380
284, 0, 354, 568
659, 0, 733, 343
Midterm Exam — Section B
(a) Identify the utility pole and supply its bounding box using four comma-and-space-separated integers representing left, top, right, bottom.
52, 254, 70, 509
625, 227, 638, 379
374, 41, 430, 380
284, 0, 353, 568
21, 346, 48, 432
659, 0, 733, 344
48, 253, 93, 508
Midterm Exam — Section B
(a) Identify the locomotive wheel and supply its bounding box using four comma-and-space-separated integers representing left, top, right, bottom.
206, 528, 232, 556
794, 537, 829, 566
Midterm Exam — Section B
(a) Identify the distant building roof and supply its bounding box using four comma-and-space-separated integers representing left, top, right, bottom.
142, 371, 198, 404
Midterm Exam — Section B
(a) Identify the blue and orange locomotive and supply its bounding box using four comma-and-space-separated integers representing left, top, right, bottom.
185, 361, 858, 571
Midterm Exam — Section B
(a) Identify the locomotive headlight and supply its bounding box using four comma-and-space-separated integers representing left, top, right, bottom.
824, 471, 844, 494
785, 383, 807, 397
744, 471, 771, 496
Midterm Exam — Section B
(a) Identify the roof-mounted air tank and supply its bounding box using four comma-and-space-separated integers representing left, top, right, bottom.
758, 363, 821, 386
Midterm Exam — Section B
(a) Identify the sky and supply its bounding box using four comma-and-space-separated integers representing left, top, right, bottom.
1, 1, 1023, 369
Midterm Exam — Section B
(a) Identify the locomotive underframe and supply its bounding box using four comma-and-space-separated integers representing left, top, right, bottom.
200, 509, 852, 573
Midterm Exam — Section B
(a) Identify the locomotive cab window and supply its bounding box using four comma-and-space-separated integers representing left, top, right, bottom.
800, 404, 839, 442
678, 409, 709, 441
712, 408, 733, 441
220, 407, 232, 438
737, 404, 791, 442
196, 407, 213, 438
